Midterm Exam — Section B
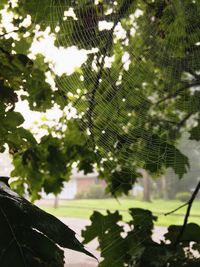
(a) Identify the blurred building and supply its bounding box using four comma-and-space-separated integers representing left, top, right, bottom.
0, 151, 102, 199
41, 168, 101, 199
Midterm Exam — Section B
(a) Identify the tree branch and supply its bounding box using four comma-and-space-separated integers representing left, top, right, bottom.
186, 68, 200, 82
87, 52, 107, 140
156, 82, 200, 105
87, 0, 135, 142
176, 111, 194, 131
164, 202, 188, 216
174, 180, 200, 245
0, 30, 19, 38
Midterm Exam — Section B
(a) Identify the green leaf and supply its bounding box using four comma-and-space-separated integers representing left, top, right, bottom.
0, 179, 97, 267
0, 0, 7, 9
14, 37, 33, 54
82, 210, 122, 244
189, 120, 200, 141
82, 210, 124, 267
0, 226, 64, 267
21, 0, 56, 30
64, 121, 86, 146
16, 128, 37, 145
128, 208, 157, 241
4, 111, 24, 128
165, 223, 200, 243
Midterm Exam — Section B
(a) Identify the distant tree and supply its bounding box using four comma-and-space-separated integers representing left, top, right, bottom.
163, 134, 200, 199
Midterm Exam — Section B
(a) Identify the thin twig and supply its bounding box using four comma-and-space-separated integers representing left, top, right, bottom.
0, 30, 19, 38
156, 82, 200, 105
174, 180, 200, 245
164, 202, 188, 216
87, 53, 106, 142
87, 0, 135, 142
187, 68, 200, 82
176, 111, 193, 131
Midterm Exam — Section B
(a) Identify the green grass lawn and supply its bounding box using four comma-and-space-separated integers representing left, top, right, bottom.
39, 198, 200, 227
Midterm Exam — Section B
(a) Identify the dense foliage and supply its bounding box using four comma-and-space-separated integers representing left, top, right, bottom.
0, 177, 96, 266
0, 0, 200, 266
82, 209, 200, 267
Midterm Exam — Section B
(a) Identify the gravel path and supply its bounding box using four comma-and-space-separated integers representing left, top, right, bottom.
60, 217, 167, 267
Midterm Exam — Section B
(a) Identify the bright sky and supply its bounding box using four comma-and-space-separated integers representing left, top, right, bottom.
0, 4, 90, 175
0, 3, 142, 132
16, 28, 91, 128
0, 3, 96, 129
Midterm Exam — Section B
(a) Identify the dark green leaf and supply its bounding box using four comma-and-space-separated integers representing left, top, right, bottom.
165, 223, 200, 243
0, 179, 97, 267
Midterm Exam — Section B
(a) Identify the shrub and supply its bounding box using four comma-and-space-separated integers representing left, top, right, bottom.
175, 192, 191, 202
76, 184, 108, 199
86, 184, 107, 199
75, 190, 88, 199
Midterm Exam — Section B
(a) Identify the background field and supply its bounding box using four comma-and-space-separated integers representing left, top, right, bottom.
38, 198, 200, 226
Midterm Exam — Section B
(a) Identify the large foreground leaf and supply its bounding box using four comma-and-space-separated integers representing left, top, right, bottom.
0, 177, 96, 267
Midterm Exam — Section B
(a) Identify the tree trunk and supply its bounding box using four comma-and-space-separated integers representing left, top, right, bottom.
161, 176, 168, 200
142, 171, 151, 202
54, 195, 59, 209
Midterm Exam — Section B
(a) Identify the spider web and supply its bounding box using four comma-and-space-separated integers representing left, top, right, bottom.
31, 0, 200, 264
47, 1, 199, 174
